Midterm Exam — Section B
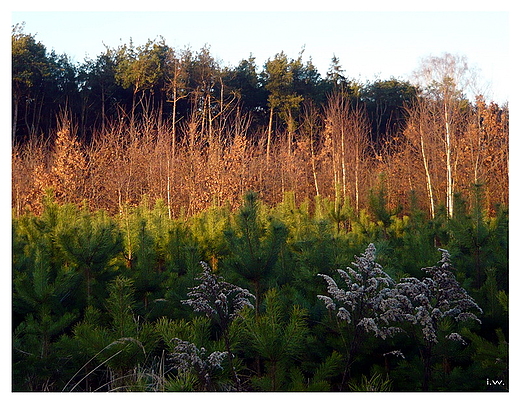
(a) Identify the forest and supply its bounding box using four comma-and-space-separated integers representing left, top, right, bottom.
12, 23, 508, 392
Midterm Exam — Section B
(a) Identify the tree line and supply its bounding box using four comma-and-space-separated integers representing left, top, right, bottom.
12, 23, 414, 146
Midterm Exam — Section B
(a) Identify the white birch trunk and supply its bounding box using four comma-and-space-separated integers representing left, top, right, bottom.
444, 102, 454, 218
420, 123, 436, 219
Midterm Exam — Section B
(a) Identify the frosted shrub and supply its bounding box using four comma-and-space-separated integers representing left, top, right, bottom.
390, 248, 482, 344
182, 261, 256, 390
182, 261, 256, 330
169, 338, 227, 390
319, 245, 482, 343
317, 244, 483, 391
389, 248, 483, 390
317, 243, 399, 389
318, 243, 399, 338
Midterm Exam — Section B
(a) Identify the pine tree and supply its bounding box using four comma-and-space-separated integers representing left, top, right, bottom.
223, 191, 288, 313
119, 200, 169, 312
189, 201, 231, 270
13, 196, 88, 390
239, 288, 309, 391
13, 235, 77, 391
57, 206, 123, 305
287, 351, 343, 391
368, 172, 401, 229
66, 276, 157, 391
461, 328, 508, 391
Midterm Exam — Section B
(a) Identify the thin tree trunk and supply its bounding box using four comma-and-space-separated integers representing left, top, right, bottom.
420, 123, 436, 219
267, 107, 273, 162
13, 95, 19, 141
444, 102, 454, 218
131, 90, 136, 133
310, 131, 320, 197
286, 109, 293, 156
172, 89, 178, 158
341, 125, 347, 202
355, 149, 360, 213
167, 155, 172, 219
101, 86, 106, 134
207, 94, 213, 146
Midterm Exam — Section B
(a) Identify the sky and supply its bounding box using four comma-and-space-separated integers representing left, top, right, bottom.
9, 4, 513, 105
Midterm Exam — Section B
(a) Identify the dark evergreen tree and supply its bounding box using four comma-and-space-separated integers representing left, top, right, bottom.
222, 192, 288, 313
238, 288, 309, 391
57, 205, 123, 306
78, 49, 122, 136
65, 276, 157, 391
13, 232, 77, 391
360, 78, 417, 147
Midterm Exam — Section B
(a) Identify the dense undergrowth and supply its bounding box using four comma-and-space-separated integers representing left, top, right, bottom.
12, 188, 508, 392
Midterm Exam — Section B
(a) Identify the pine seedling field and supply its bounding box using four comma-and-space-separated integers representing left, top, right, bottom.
12, 190, 508, 392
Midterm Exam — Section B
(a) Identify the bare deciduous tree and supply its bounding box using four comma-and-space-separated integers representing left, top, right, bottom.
412, 53, 477, 217
323, 93, 370, 213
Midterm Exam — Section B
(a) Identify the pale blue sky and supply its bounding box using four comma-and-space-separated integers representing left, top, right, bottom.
11, 8, 511, 103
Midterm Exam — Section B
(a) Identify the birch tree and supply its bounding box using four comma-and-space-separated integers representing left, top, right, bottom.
165, 47, 190, 157
461, 97, 509, 209
412, 53, 476, 218
403, 99, 438, 218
